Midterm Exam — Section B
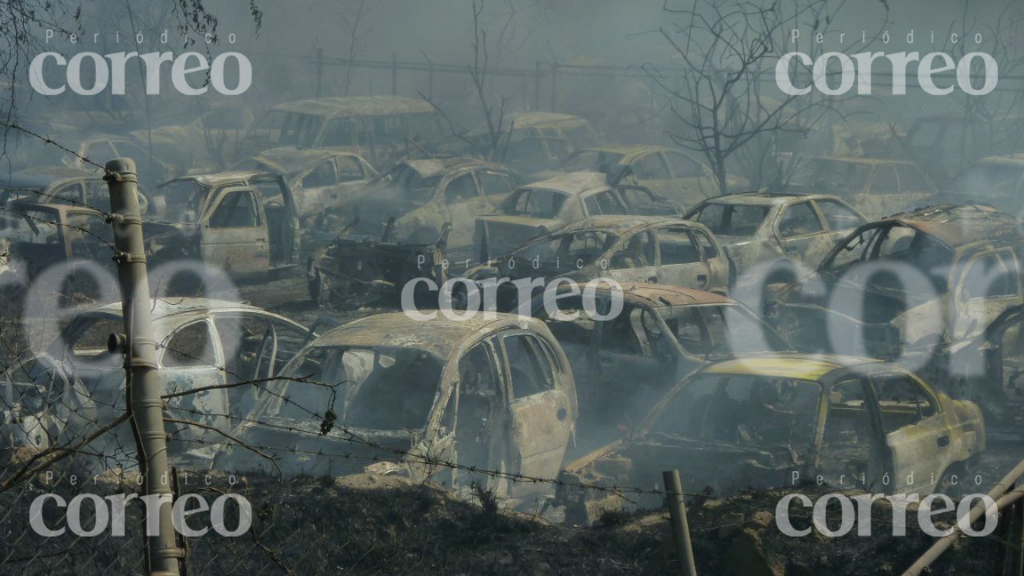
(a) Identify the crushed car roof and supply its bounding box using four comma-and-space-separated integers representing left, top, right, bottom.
270, 96, 434, 117
697, 191, 845, 206
703, 354, 879, 380
311, 312, 540, 359
557, 215, 696, 235
880, 204, 1023, 248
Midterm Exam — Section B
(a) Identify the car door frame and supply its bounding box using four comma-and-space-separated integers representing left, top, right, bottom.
493, 327, 575, 498
772, 199, 835, 265
653, 224, 712, 290
951, 246, 1024, 341
198, 185, 271, 277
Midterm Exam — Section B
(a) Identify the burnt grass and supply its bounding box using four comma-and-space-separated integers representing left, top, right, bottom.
1, 472, 1011, 576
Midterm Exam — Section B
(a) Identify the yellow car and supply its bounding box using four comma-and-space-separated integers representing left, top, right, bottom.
554, 353, 985, 525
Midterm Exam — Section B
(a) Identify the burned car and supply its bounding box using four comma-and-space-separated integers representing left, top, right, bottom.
770, 204, 1024, 360
531, 283, 790, 446
465, 215, 730, 311
684, 192, 866, 287
215, 312, 577, 505
942, 154, 1024, 218
560, 145, 747, 208
148, 171, 300, 280
555, 354, 985, 524
471, 112, 599, 176
789, 156, 935, 219
474, 171, 679, 261
0, 298, 314, 471
239, 95, 444, 166
1, 165, 150, 214
233, 147, 377, 216
0, 201, 112, 281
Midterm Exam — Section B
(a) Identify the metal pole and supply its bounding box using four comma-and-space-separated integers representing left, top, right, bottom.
428, 61, 434, 100
550, 60, 558, 111
663, 470, 698, 576
1011, 492, 1024, 576
106, 158, 182, 576
315, 47, 323, 97
534, 61, 541, 111
391, 52, 398, 96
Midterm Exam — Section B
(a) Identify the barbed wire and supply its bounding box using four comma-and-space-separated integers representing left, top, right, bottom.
0, 121, 112, 176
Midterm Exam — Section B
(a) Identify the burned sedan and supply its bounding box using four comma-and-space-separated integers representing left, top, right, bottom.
233, 147, 377, 216
474, 171, 679, 261
464, 215, 730, 312
531, 283, 790, 446
789, 156, 935, 219
555, 354, 986, 525
1, 165, 151, 214
147, 171, 300, 280
684, 192, 865, 288
0, 299, 315, 472
769, 204, 1024, 360
215, 313, 577, 505
561, 144, 747, 208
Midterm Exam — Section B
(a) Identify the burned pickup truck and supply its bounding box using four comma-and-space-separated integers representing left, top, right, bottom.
769, 204, 1024, 360
146, 171, 300, 281
555, 354, 985, 525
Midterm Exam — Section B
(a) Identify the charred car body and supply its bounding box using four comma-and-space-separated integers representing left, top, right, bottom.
684, 192, 866, 288
0, 201, 112, 282
216, 313, 577, 505
233, 147, 377, 217
148, 171, 300, 280
555, 354, 985, 524
0, 299, 314, 472
474, 171, 679, 261
560, 145, 747, 208
307, 158, 520, 307
471, 112, 599, 176
465, 215, 730, 312
239, 96, 445, 166
790, 156, 935, 220
769, 204, 1024, 361
532, 283, 790, 446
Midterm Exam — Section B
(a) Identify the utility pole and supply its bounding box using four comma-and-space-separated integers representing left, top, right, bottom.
106, 158, 182, 576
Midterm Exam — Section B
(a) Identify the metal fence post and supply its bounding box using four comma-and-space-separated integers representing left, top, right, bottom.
315, 47, 323, 97
550, 60, 558, 111
392, 52, 398, 96
534, 60, 542, 111
106, 158, 182, 576
663, 470, 698, 576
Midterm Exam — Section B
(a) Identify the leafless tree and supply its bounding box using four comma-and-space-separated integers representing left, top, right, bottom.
647, 0, 887, 193
326, 0, 374, 97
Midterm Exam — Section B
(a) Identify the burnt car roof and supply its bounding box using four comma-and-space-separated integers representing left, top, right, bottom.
88, 297, 277, 320
810, 156, 918, 167
270, 96, 434, 118
879, 204, 1023, 249
524, 172, 608, 196
557, 215, 693, 235
401, 157, 510, 179
164, 170, 282, 189
977, 154, 1024, 167
467, 112, 589, 139
701, 353, 880, 381
4, 165, 100, 189
311, 312, 539, 359
698, 191, 844, 206
4, 199, 102, 216
250, 147, 367, 175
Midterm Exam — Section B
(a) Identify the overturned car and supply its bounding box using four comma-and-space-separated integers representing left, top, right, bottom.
555, 354, 985, 525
